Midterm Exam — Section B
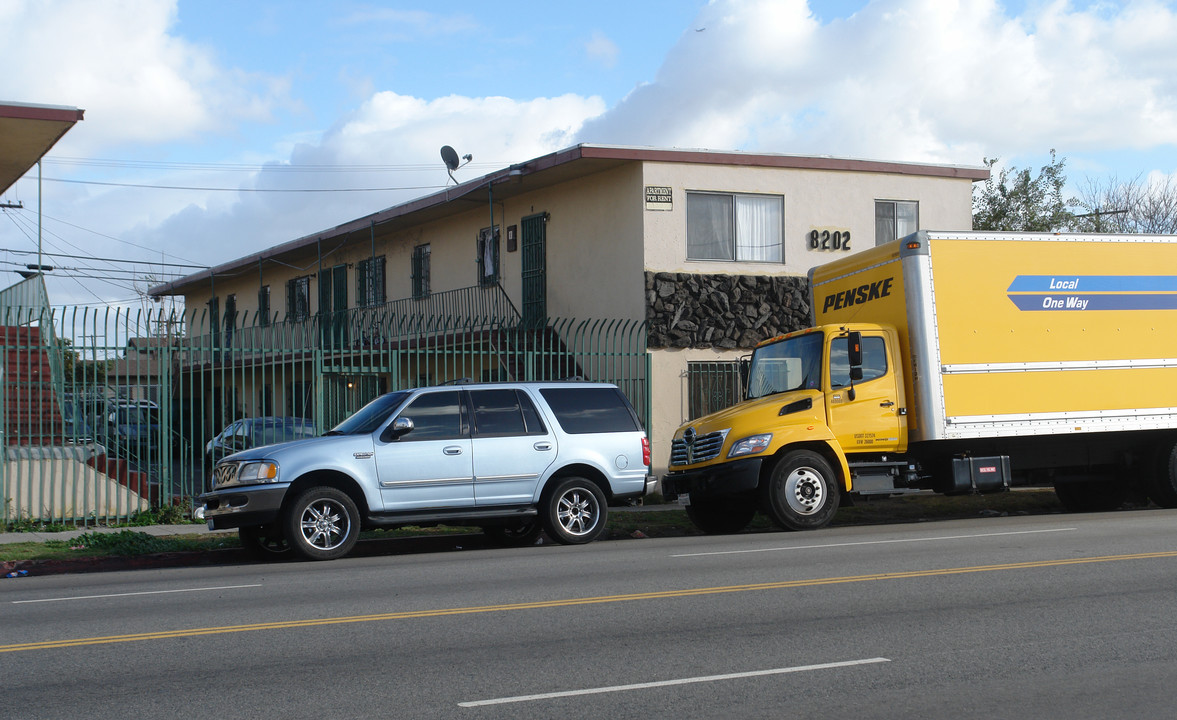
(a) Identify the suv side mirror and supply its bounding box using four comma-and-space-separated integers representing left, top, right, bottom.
383, 416, 415, 442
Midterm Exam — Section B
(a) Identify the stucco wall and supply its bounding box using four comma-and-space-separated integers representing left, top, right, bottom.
640, 162, 975, 276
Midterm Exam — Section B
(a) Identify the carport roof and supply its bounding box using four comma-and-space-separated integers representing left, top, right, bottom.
0, 101, 85, 195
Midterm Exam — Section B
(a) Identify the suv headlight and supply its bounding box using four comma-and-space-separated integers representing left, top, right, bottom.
728, 434, 772, 458
238, 461, 280, 483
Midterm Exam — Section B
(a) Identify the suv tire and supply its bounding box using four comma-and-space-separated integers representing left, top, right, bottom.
542, 476, 608, 545
284, 486, 360, 561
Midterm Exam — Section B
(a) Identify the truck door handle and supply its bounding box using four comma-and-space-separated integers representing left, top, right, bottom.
880, 401, 895, 408
443, 446, 463, 456
533, 442, 553, 451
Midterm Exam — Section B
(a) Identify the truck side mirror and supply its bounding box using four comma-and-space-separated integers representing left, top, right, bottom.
738, 355, 751, 398
847, 331, 863, 368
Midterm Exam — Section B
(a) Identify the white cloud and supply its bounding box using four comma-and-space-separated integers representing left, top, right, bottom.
0, 0, 289, 153
579, 0, 1177, 164
585, 31, 620, 69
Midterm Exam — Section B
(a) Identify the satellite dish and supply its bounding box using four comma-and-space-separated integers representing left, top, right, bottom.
440, 145, 460, 172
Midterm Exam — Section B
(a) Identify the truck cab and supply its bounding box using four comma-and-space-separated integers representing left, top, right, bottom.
662, 323, 907, 533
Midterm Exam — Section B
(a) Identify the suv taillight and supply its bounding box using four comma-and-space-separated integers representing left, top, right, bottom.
642, 437, 651, 467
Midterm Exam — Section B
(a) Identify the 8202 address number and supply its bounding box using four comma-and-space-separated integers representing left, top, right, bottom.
809, 229, 851, 251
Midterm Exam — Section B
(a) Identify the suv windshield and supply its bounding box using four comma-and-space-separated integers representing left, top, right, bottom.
329, 391, 410, 435
745, 332, 823, 399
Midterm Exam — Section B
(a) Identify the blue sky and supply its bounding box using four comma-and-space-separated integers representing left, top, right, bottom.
1, 0, 1175, 307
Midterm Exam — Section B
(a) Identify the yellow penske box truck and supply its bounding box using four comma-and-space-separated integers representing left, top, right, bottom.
661, 230, 1177, 533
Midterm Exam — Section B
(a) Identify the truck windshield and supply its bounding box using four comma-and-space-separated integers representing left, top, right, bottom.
745, 332, 823, 400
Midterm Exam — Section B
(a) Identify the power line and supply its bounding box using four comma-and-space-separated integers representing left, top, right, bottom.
0, 246, 208, 269
42, 177, 449, 193
43, 155, 506, 173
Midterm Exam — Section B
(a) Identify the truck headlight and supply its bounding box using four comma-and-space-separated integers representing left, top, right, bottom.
728, 434, 772, 458
238, 461, 280, 483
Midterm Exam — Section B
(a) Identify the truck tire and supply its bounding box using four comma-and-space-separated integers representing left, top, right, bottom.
761, 450, 841, 531
541, 476, 608, 545
686, 499, 757, 534
1053, 478, 1128, 513
238, 524, 291, 560
1148, 441, 1177, 508
283, 486, 361, 561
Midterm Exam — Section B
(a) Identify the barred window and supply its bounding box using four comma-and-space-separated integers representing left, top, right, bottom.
687, 361, 744, 418
258, 285, 271, 327
286, 276, 310, 321
412, 244, 431, 299
357, 256, 386, 307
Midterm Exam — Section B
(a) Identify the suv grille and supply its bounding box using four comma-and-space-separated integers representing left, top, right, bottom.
670, 429, 729, 466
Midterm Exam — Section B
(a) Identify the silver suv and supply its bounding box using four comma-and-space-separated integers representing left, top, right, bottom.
199, 381, 653, 560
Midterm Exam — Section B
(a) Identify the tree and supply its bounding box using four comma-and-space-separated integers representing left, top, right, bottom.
972, 149, 1076, 231
1073, 174, 1177, 234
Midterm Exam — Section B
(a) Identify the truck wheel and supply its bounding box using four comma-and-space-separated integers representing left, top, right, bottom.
541, 476, 608, 545
238, 524, 291, 560
761, 450, 841, 531
485, 520, 544, 546
283, 486, 360, 561
686, 499, 756, 534
1147, 441, 1177, 508
1053, 478, 1128, 513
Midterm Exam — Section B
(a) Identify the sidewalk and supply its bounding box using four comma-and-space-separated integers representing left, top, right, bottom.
0, 524, 232, 545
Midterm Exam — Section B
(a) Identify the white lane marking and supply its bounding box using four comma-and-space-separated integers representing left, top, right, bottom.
459, 657, 890, 707
672, 527, 1077, 558
11, 584, 263, 604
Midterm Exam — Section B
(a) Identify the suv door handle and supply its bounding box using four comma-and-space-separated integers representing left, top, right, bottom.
443, 446, 463, 455
533, 442, 553, 451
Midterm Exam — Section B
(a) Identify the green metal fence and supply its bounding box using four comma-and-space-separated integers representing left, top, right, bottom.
0, 298, 649, 526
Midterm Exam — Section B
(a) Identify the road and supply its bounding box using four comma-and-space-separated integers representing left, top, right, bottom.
4, 509, 1177, 719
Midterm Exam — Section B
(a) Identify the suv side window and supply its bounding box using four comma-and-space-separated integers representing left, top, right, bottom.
398, 391, 467, 441
538, 387, 640, 434
470, 389, 547, 437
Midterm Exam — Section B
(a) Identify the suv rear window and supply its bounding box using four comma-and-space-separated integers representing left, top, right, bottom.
538, 387, 640, 434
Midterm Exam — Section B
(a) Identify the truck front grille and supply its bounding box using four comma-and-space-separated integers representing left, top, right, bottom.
670, 429, 729, 466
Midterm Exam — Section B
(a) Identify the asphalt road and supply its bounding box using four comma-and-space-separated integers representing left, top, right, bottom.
4, 509, 1177, 720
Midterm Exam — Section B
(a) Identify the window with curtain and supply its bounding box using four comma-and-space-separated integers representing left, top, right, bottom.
477, 226, 500, 286
687, 192, 783, 262
875, 200, 919, 246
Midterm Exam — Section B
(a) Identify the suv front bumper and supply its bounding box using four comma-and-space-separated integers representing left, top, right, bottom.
198, 484, 289, 530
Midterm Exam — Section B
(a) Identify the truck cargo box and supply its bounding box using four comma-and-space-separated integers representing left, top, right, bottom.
809, 231, 1177, 442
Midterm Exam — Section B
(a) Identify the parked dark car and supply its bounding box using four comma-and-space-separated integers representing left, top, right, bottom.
102, 399, 161, 465
205, 417, 316, 469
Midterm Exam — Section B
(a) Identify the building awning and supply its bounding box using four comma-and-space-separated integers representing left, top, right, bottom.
0, 101, 85, 195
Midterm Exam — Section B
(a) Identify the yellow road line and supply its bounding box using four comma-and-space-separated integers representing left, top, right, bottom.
4, 550, 1175, 654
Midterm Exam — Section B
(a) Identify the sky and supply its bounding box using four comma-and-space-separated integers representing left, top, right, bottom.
1, 0, 1176, 310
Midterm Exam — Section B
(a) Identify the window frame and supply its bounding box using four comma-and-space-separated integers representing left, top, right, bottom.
258, 285, 271, 327
686, 190, 784, 263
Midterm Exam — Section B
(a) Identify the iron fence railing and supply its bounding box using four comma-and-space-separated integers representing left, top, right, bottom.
0, 298, 649, 526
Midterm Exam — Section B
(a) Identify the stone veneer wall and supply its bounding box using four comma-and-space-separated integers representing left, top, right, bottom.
646, 271, 811, 349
